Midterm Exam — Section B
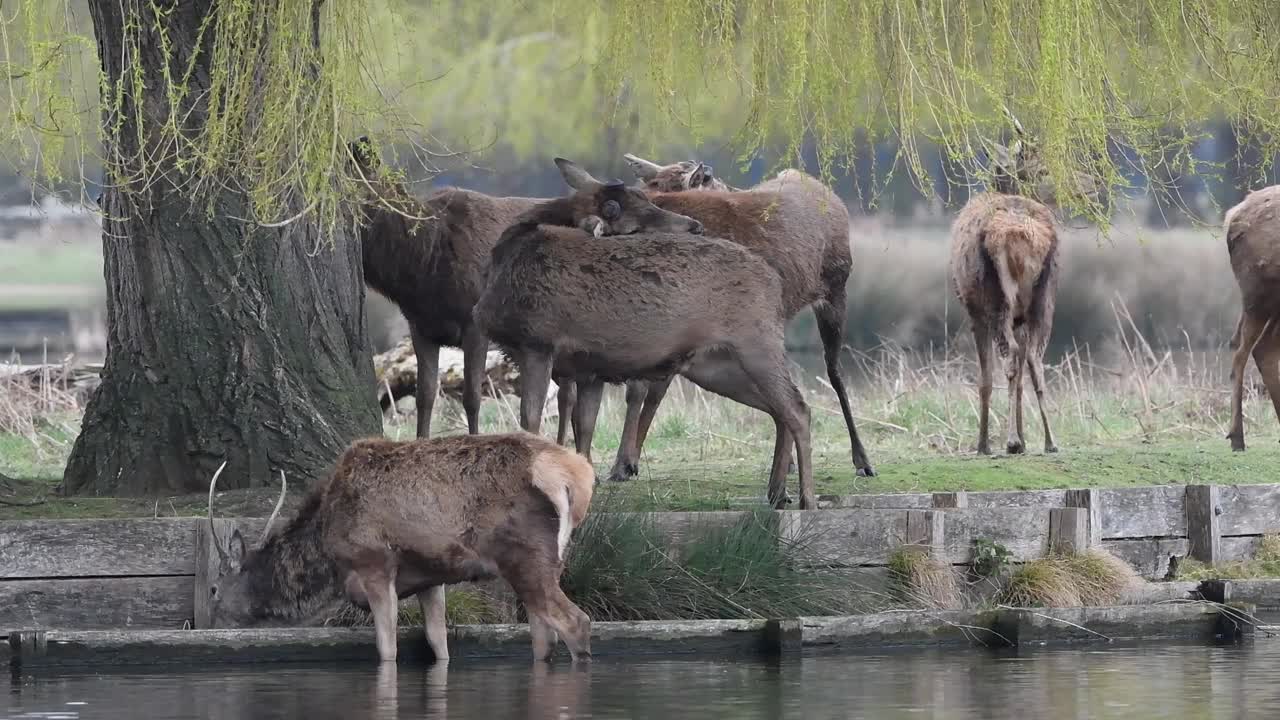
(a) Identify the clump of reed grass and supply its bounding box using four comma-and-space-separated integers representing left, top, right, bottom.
559, 495, 878, 621
322, 585, 516, 628
998, 549, 1140, 607
887, 545, 961, 609
1176, 533, 1280, 580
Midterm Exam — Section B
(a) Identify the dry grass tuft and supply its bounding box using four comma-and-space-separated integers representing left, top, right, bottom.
999, 550, 1140, 607
1176, 533, 1280, 580
888, 545, 961, 609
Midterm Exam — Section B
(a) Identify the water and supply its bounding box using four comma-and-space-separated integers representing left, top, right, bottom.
4, 641, 1279, 719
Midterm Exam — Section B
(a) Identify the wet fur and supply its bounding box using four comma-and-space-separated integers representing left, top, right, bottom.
1224, 185, 1280, 450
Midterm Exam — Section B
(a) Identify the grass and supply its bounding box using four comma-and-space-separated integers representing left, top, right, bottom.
3, 318, 1280, 518
887, 546, 961, 609
998, 550, 1141, 607
1175, 535, 1280, 580
0, 228, 103, 311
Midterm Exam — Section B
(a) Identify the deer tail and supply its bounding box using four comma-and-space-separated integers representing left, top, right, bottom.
981, 228, 1026, 317
530, 447, 597, 559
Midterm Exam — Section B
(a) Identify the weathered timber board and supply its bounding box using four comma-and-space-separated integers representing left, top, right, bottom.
799, 610, 1005, 649
1220, 535, 1265, 563
0, 576, 192, 630
966, 489, 1067, 508
942, 507, 1051, 563
8, 620, 770, 667
817, 493, 931, 509
0, 519, 197, 578
779, 510, 908, 566
1101, 538, 1188, 579
1098, 485, 1185, 539
1218, 484, 1280, 537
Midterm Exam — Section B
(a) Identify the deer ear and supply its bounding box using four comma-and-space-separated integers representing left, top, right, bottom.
554, 158, 599, 191
227, 529, 247, 566
623, 153, 662, 181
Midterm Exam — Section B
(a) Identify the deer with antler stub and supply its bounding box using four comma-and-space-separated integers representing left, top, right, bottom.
1224, 184, 1280, 451
950, 110, 1070, 456
205, 432, 597, 664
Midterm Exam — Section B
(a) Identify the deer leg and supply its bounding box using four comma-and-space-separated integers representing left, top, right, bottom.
1005, 337, 1027, 456
973, 324, 994, 456
362, 568, 400, 664
632, 378, 672, 459
1025, 341, 1058, 454
735, 342, 814, 509
529, 614, 559, 662
814, 297, 875, 477
1251, 323, 1280, 435
555, 379, 577, 447
410, 329, 441, 439
607, 380, 651, 482
416, 585, 449, 663
519, 350, 554, 435
572, 378, 604, 463
460, 325, 488, 435
1228, 312, 1268, 451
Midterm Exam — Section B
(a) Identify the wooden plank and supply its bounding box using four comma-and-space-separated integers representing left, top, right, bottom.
779, 509, 909, 566
931, 492, 967, 509
941, 508, 1051, 564
1220, 535, 1264, 563
0, 519, 198, 578
817, 493, 931, 509
1064, 488, 1102, 547
966, 489, 1065, 508
1048, 508, 1089, 555
1186, 485, 1221, 564
905, 510, 944, 559
0, 577, 192, 630
1102, 538, 1188, 579
1099, 486, 1185, 539
1217, 484, 1280, 537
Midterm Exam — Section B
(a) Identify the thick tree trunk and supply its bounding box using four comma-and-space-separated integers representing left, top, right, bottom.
66, 1, 381, 495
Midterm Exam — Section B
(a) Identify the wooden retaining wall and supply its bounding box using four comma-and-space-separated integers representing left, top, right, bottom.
3, 482, 1280, 633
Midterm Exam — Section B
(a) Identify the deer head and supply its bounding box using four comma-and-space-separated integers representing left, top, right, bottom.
983, 108, 1104, 205
206, 461, 288, 627
624, 153, 731, 192
554, 157, 704, 236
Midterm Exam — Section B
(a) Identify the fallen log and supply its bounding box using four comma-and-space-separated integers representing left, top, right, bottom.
372, 337, 521, 411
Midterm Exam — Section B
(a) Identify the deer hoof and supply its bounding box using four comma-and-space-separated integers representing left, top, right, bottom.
1045, 444, 1059, 454
605, 463, 638, 482
1006, 439, 1025, 455
856, 466, 876, 478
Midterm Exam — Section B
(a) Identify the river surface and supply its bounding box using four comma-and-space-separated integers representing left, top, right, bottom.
4, 640, 1278, 719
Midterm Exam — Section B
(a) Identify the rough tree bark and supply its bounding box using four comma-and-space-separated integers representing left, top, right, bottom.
65, 1, 381, 495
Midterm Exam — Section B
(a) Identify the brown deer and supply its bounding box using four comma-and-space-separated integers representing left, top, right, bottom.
1224, 184, 1280, 451
949, 115, 1070, 456
349, 138, 543, 439
206, 432, 597, 664
473, 158, 818, 508
562, 153, 874, 488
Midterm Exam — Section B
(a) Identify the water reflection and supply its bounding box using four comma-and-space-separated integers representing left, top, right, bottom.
3, 641, 1278, 719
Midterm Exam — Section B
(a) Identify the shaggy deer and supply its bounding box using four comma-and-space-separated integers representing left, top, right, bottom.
350, 138, 541, 439
473, 159, 818, 508
949, 117, 1067, 456
206, 432, 597, 664
566, 153, 874, 486
1224, 184, 1280, 451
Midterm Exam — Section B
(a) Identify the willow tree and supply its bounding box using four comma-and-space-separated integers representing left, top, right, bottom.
6, 1, 1280, 495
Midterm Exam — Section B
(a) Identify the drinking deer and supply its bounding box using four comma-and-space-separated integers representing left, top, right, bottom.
205, 431, 597, 664
473, 158, 818, 508
565, 153, 874, 488
950, 116, 1065, 456
1224, 184, 1280, 451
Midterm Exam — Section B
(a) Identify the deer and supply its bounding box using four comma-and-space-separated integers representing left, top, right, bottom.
205, 431, 597, 665
1224, 184, 1280, 451
949, 111, 1088, 456
349, 138, 549, 440
473, 158, 818, 508
557, 152, 874, 489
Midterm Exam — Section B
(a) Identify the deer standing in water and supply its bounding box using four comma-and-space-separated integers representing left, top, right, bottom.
1224, 185, 1280, 451
206, 432, 596, 665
